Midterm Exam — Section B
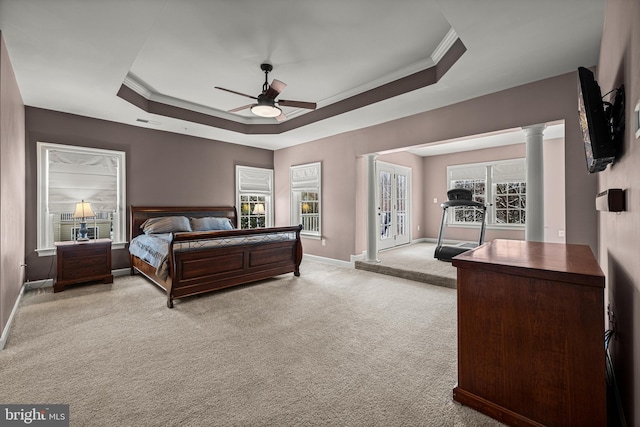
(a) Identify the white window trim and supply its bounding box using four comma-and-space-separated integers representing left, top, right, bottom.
447, 158, 526, 229
290, 162, 322, 238
235, 165, 274, 228
36, 142, 127, 256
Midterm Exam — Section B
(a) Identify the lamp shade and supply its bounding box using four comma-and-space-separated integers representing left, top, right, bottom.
73, 200, 95, 218
252, 203, 265, 215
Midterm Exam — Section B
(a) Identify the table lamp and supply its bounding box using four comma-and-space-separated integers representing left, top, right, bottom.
73, 200, 95, 241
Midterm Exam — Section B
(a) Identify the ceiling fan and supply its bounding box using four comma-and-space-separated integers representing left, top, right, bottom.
215, 63, 317, 121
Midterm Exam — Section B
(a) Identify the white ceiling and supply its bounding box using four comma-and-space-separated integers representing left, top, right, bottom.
0, 0, 605, 151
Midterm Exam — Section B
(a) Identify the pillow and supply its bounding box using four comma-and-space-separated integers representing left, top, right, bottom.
190, 216, 234, 231
141, 216, 192, 234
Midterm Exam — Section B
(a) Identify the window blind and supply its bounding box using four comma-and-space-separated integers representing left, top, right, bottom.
291, 163, 321, 190
448, 164, 486, 182
492, 159, 526, 182
48, 149, 118, 213
237, 167, 272, 194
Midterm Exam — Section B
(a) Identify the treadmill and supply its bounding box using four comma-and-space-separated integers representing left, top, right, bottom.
434, 188, 487, 262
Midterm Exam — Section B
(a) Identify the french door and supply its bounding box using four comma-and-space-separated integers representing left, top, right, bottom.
377, 162, 411, 250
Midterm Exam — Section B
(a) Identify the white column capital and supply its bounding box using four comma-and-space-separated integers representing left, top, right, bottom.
521, 124, 547, 139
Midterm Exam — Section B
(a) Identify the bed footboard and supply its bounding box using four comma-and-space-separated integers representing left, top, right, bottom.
130, 206, 303, 308
168, 230, 302, 307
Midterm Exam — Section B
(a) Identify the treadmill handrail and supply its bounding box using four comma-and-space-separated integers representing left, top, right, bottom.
441, 200, 485, 209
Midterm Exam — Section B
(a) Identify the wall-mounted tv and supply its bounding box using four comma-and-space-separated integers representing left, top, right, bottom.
577, 67, 625, 173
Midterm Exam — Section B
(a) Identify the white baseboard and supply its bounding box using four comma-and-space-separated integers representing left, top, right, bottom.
0, 284, 25, 351
350, 252, 366, 263
411, 237, 431, 244
24, 268, 132, 291
24, 278, 53, 290
303, 254, 353, 268
113, 268, 131, 277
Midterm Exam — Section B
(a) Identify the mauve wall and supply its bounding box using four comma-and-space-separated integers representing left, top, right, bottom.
0, 32, 25, 336
542, 137, 566, 244
376, 151, 425, 241
25, 107, 273, 281
275, 71, 596, 261
273, 134, 358, 259
422, 137, 566, 243
423, 143, 526, 243
596, 0, 640, 423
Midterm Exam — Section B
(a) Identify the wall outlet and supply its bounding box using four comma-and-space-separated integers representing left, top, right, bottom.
558, 230, 565, 237
433, 198, 438, 203
417, 225, 420, 231
321, 238, 326, 246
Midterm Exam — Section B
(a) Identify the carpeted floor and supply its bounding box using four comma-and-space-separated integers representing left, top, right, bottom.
1, 259, 502, 426
355, 242, 457, 288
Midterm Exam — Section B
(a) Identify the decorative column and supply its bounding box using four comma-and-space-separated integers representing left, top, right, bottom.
365, 153, 380, 263
522, 124, 546, 242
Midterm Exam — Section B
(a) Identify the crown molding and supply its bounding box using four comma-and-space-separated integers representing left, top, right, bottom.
118, 34, 466, 135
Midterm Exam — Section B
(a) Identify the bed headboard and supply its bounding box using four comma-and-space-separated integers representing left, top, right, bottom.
129, 206, 238, 240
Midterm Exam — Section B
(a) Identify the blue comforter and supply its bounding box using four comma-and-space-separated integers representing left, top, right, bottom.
129, 233, 172, 280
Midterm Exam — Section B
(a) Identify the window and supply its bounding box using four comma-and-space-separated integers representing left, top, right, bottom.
236, 166, 273, 229
495, 182, 526, 225
37, 142, 126, 255
290, 162, 321, 237
447, 159, 526, 227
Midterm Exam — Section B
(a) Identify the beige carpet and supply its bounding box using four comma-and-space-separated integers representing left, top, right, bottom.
355, 242, 457, 288
1, 259, 502, 427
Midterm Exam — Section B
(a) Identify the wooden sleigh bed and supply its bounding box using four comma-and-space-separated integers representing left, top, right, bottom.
129, 206, 303, 308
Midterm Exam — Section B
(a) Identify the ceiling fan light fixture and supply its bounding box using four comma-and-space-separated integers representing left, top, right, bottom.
250, 103, 282, 118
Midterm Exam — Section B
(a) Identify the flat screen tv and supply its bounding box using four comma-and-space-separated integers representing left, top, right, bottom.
577, 67, 616, 173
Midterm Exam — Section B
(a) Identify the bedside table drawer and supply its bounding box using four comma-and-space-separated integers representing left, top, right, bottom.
61, 245, 107, 259
60, 266, 109, 281
61, 256, 109, 280
63, 254, 107, 270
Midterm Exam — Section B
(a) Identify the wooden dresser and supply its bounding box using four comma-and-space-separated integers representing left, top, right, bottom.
452, 239, 605, 427
54, 239, 113, 292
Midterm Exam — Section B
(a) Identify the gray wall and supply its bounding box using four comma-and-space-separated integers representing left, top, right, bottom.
597, 0, 640, 423
275, 70, 597, 261
0, 31, 25, 337
24, 107, 273, 281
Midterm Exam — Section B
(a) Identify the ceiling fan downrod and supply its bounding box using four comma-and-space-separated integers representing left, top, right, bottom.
261, 63, 273, 93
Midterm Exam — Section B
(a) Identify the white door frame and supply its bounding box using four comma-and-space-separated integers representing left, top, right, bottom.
377, 161, 412, 250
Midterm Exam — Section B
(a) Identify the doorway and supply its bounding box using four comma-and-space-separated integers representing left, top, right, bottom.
377, 162, 411, 250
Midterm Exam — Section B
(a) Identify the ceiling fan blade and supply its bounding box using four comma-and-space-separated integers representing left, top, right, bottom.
228, 104, 253, 113
215, 86, 257, 100
275, 112, 287, 122
278, 99, 317, 110
264, 79, 287, 99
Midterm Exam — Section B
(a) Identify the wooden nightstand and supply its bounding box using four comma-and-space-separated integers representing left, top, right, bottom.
54, 239, 113, 292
